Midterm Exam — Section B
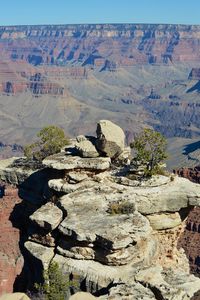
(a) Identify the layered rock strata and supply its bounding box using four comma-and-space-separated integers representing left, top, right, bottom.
1, 120, 200, 299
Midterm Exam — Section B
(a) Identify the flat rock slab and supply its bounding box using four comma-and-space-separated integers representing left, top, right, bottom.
30, 202, 63, 231
48, 178, 97, 193
43, 153, 111, 170
147, 212, 182, 230
131, 176, 200, 214
24, 241, 54, 270
59, 211, 151, 250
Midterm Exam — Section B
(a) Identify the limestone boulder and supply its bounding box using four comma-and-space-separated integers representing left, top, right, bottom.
147, 212, 182, 230
75, 135, 99, 158
29, 202, 63, 231
96, 120, 125, 158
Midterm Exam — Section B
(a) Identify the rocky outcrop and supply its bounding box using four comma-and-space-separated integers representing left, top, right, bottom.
1, 121, 200, 299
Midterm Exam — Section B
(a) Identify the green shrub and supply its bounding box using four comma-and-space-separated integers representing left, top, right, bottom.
108, 201, 135, 215
130, 128, 167, 177
35, 261, 74, 300
24, 125, 69, 161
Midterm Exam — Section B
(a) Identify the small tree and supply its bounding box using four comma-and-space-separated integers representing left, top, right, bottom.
24, 125, 69, 161
35, 261, 73, 300
130, 128, 167, 176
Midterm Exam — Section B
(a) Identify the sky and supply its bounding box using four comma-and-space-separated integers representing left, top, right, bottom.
0, 0, 200, 26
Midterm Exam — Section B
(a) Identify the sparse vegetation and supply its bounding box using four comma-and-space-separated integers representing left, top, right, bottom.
24, 125, 69, 161
130, 128, 167, 177
34, 261, 74, 300
108, 201, 135, 215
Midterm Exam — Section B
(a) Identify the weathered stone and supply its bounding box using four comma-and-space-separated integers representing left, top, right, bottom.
28, 225, 57, 247
69, 292, 96, 300
147, 212, 182, 230
68, 171, 88, 183
29, 202, 63, 231
53, 254, 122, 289
133, 176, 200, 215
0, 294, 30, 300
0, 157, 35, 185
75, 136, 99, 158
135, 266, 200, 300
59, 210, 151, 250
43, 153, 111, 170
100, 282, 156, 300
24, 241, 54, 270
48, 178, 97, 193
96, 120, 125, 158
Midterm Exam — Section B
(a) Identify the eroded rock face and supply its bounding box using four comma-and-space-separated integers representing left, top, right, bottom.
1, 122, 200, 298
96, 120, 125, 158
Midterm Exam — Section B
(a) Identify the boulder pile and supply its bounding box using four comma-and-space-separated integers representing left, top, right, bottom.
1, 120, 200, 299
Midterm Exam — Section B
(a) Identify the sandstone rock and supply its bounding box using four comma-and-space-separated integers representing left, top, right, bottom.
133, 176, 200, 214
0, 294, 30, 300
75, 136, 99, 158
24, 241, 54, 270
96, 120, 125, 158
147, 212, 182, 230
48, 178, 96, 193
68, 171, 88, 183
0, 158, 35, 185
100, 282, 156, 299
69, 292, 96, 300
29, 202, 63, 231
135, 266, 200, 300
43, 153, 111, 170
53, 254, 122, 290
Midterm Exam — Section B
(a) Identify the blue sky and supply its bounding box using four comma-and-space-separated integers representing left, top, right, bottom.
1, 0, 200, 26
